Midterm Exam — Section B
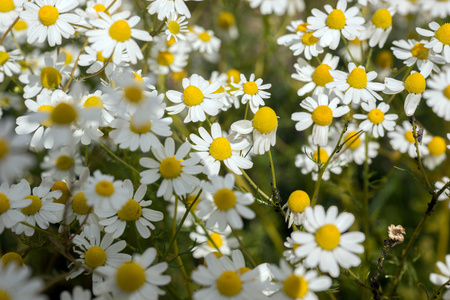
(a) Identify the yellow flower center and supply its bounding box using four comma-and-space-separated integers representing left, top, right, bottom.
95, 180, 115, 197
166, 36, 176, 47
0, 139, 9, 160
443, 85, 450, 99
207, 232, 224, 248
347, 67, 367, 89
83, 95, 103, 109
40, 66, 62, 89
159, 156, 182, 179
209, 137, 232, 161
367, 108, 385, 124
84, 246, 106, 268
404, 72, 426, 94
226, 69, 240, 84
213, 85, 225, 94
216, 271, 242, 297
171, 70, 186, 81
253, 106, 277, 134
72, 192, 93, 215
50, 102, 77, 125
124, 86, 144, 104
37, 105, 54, 127
130, 118, 152, 134
22, 195, 42, 216
198, 32, 211, 41
411, 43, 429, 59
296, 23, 308, 33
55, 155, 74, 171
287, 190, 310, 213
283, 274, 309, 299
109, 20, 131, 42
313, 148, 329, 164
168, 20, 180, 34
371, 8, 392, 29
218, 12, 235, 29
13, 20, 28, 31
344, 131, 362, 149
375, 50, 394, 68
116, 262, 146, 292
312, 64, 333, 87
0, 193, 10, 214
315, 224, 341, 250
243, 81, 258, 95
183, 85, 204, 106
96, 51, 107, 62
214, 188, 236, 211
312, 105, 333, 126
0, 290, 11, 300
157, 51, 174, 66
435, 23, 450, 45
134, 72, 144, 82
93, 4, 110, 16
350, 37, 361, 45
118, 199, 142, 221
301, 32, 319, 46
0, 51, 9, 65
0, 0, 15, 12
1, 252, 23, 267
404, 131, 415, 143
38, 5, 59, 26
52, 181, 71, 204
427, 136, 446, 156
326, 9, 346, 30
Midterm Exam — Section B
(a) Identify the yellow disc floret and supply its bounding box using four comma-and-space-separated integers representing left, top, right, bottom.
116, 262, 146, 292
118, 199, 142, 221
411, 43, 429, 59
124, 86, 143, 103
183, 85, 204, 106
13, 20, 28, 31
326, 9, 346, 30
159, 156, 182, 179
253, 107, 277, 134
376, 50, 394, 69
52, 181, 71, 204
404, 72, 426, 94
287, 190, 310, 213
315, 224, 341, 250
198, 31, 211, 42
209, 137, 232, 161
301, 32, 319, 46
367, 108, 384, 124
40, 66, 62, 89
404, 131, 415, 143
226, 69, 240, 84
130, 118, 152, 134
296, 23, 308, 33
22, 195, 42, 216
207, 233, 224, 248
0, 193, 10, 214
95, 180, 114, 197
312, 64, 333, 87
443, 85, 450, 99
0, 52, 9, 65
347, 67, 367, 89
72, 192, 93, 215
1, 252, 23, 267
55, 155, 74, 171
168, 20, 180, 34
283, 274, 309, 299
216, 271, 242, 297
218, 12, 235, 29
344, 131, 362, 149
435, 23, 450, 45
84, 246, 106, 268
157, 51, 174, 66
0, 0, 15, 12
0, 139, 9, 160
109, 20, 131, 42
38, 5, 59, 26
214, 188, 236, 211
427, 136, 446, 156
371, 8, 392, 29
51, 102, 77, 125
83, 96, 103, 109
312, 105, 333, 126
37, 105, 53, 127
313, 148, 329, 164
243, 81, 258, 95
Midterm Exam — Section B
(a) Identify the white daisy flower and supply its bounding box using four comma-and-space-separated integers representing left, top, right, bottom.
423, 136, 448, 170
196, 173, 255, 231
166, 73, 223, 123
0, 0, 26, 30
147, 0, 199, 20
416, 22, 450, 63
423, 67, 450, 121
269, 259, 332, 300
190, 25, 221, 54
277, 19, 307, 47
0, 262, 46, 300
231, 106, 278, 155
281, 190, 310, 229
96, 247, 171, 299
97, 180, 164, 239
291, 94, 350, 147
191, 250, 270, 299
327, 62, 385, 105
40, 145, 83, 180
77, 45, 117, 74
208, 71, 234, 111
69, 224, 131, 294
231, 73, 271, 114
247, 0, 288, 16
189, 225, 238, 258
20, 0, 80, 46
283, 235, 302, 264
292, 205, 365, 278
165, 13, 188, 41
189, 123, 253, 176
0, 180, 32, 234
87, 11, 152, 65
60, 286, 92, 300
147, 36, 188, 75
387, 120, 431, 158
0, 46, 22, 83
354, 100, 397, 138
307, 0, 365, 50
82, 0, 122, 21
13, 178, 65, 237
79, 89, 117, 126
421, 0, 450, 19
341, 124, 379, 165
435, 177, 450, 204
139, 137, 203, 200
288, 26, 324, 60
166, 185, 207, 227
83, 170, 128, 211
430, 254, 450, 300
364, 7, 395, 48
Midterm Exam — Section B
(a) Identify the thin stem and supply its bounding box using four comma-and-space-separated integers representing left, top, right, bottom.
365, 47, 373, 70
430, 278, 450, 300
268, 149, 277, 190
78, 57, 112, 81
240, 169, 271, 201
342, 35, 357, 65
0, 16, 20, 46
346, 268, 372, 290
231, 228, 256, 268
63, 39, 89, 92
363, 133, 370, 257
411, 117, 433, 192
99, 143, 140, 175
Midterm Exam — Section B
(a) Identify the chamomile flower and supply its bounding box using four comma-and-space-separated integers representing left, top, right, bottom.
231, 73, 271, 113
69, 224, 131, 293
288, 27, 324, 60
97, 180, 164, 239
423, 136, 448, 170
387, 120, 431, 158
430, 254, 450, 300
20, 0, 80, 46
307, 0, 365, 50
0, 262, 46, 300
189, 225, 238, 258
196, 173, 255, 231
354, 100, 397, 138
291, 94, 350, 147
277, 20, 307, 47
217, 11, 238, 39
83, 0, 122, 20
83, 170, 128, 211
166, 73, 223, 123
292, 205, 365, 277
0, 46, 22, 83
421, 0, 450, 19
269, 259, 332, 300
79, 90, 117, 126
87, 11, 152, 65
341, 124, 379, 165
13, 178, 65, 237
436, 177, 450, 204
189, 123, 253, 175
0, 0, 25, 30
40, 145, 83, 180
147, 36, 188, 75
327, 62, 385, 105
147, 0, 199, 20
165, 13, 188, 41
282, 190, 310, 229
0, 180, 32, 234
78, 46, 116, 75
247, 0, 288, 16
283, 235, 302, 264
139, 137, 203, 200
231, 106, 278, 155
96, 247, 171, 299
191, 26, 221, 54
364, 7, 395, 48
417, 22, 450, 63
423, 68, 450, 121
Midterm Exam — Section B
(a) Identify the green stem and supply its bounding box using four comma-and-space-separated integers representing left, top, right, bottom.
342, 35, 357, 65
268, 149, 277, 190
231, 228, 256, 268
411, 118, 433, 192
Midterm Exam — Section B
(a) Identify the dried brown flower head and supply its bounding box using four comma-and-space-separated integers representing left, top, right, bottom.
388, 224, 406, 243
